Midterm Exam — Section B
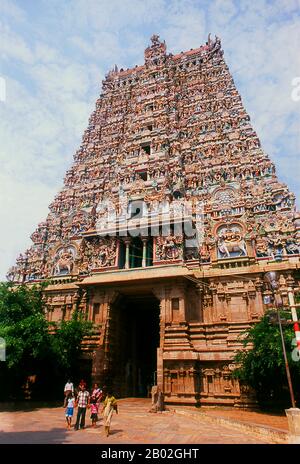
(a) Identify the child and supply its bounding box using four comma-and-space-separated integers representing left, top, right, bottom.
64, 391, 75, 429
90, 397, 99, 427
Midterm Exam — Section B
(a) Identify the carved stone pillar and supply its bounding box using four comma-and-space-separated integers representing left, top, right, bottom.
222, 365, 232, 393
187, 367, 195, 393
151, 285, 165, 391
254, 277, 265, 316
178, 366, 185, 393
142, 237, 148, 267
209, 282, 218, 322
124, 238, 131, 269
177, 282, 187, 322
203, 290, 213, 323
247, 280, 258, 320
214, 368, 222, 394
164, 368, 171, 395
86, 287, 94, 321
91, 289, 119, 387
217, 282, 227, 321
195, 283, 204, 322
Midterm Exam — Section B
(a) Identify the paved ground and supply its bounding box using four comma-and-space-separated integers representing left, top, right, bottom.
0, 398, 273, 444
199, 408, 288, 431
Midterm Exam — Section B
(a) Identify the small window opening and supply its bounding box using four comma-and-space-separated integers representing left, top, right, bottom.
141, 144, 151, 156
138, 171, 148, 181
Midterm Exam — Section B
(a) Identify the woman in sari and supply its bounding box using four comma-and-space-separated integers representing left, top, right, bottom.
102, 391, 118, 437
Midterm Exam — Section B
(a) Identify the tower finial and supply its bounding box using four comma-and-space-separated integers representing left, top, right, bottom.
150, 34, 160, 46
145, 34, 166, 64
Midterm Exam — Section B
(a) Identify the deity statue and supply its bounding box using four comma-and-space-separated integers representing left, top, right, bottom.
255, 236, 269, 257
199, 243, 211, 262
96, 242, 116, 267
156, 235, 183, 260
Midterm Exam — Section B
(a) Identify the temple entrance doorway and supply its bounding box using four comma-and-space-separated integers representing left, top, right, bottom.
110, 293, 160, 398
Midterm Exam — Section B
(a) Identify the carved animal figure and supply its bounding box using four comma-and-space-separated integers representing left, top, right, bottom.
54, 249, 74, 275
218, 230, 247, 257
285, 241, 300, 255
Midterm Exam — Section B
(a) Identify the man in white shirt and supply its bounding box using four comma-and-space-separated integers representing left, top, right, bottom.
64, 379, 74, 396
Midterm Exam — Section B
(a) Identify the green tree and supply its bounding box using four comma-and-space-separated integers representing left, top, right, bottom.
233, 310, 300, 408
0, 282, 92, 401
50, 310, 92, 378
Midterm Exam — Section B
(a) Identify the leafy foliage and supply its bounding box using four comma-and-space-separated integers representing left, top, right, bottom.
233, 310, 300, 407
50, 311, 93, 374
0, 282, 92, 400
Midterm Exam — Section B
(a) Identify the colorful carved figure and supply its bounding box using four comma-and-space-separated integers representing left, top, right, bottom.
217, 228, 247, 258
53, 247, 75, 275
156, 235, 183, 260
285, 240, 300, 255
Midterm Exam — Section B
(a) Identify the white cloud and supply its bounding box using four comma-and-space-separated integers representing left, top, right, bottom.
162, 4, 206, 53
0, 0, 27, 22
0, 20, 33, 63
0, 174, 56, 278
34, 43, 62, 64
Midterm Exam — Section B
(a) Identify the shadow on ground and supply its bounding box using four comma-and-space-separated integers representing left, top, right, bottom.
0, 427, 68, 444
0, 401, 62, 412
108, 429, 123, 436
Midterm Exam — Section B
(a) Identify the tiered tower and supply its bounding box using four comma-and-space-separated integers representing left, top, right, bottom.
8, 35, 300, 405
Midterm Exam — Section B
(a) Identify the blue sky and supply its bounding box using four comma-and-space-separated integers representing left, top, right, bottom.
0, 0, 299, 280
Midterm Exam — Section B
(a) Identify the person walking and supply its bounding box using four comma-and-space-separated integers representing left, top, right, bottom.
74, 384, 90, 430
102, 391, 118, 437
64, 391, 75, 429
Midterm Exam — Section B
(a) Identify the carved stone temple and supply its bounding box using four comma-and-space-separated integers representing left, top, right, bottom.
8, 35, 300, 406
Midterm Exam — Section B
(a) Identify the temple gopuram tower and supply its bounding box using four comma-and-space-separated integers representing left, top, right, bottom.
8, 35, 300, 405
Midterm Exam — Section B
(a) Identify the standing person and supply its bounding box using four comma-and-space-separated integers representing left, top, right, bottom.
64, 391, 75, 429
102, 391, 118, 437
74, 384, 90, 430
74, 379, 86, 398
91, 383, 102, 405
90, 397, 99, 427
64, 379, 74, 398
78, 379, 87, 390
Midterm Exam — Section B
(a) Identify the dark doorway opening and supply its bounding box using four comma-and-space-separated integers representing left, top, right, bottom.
110, 294, 160, 398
